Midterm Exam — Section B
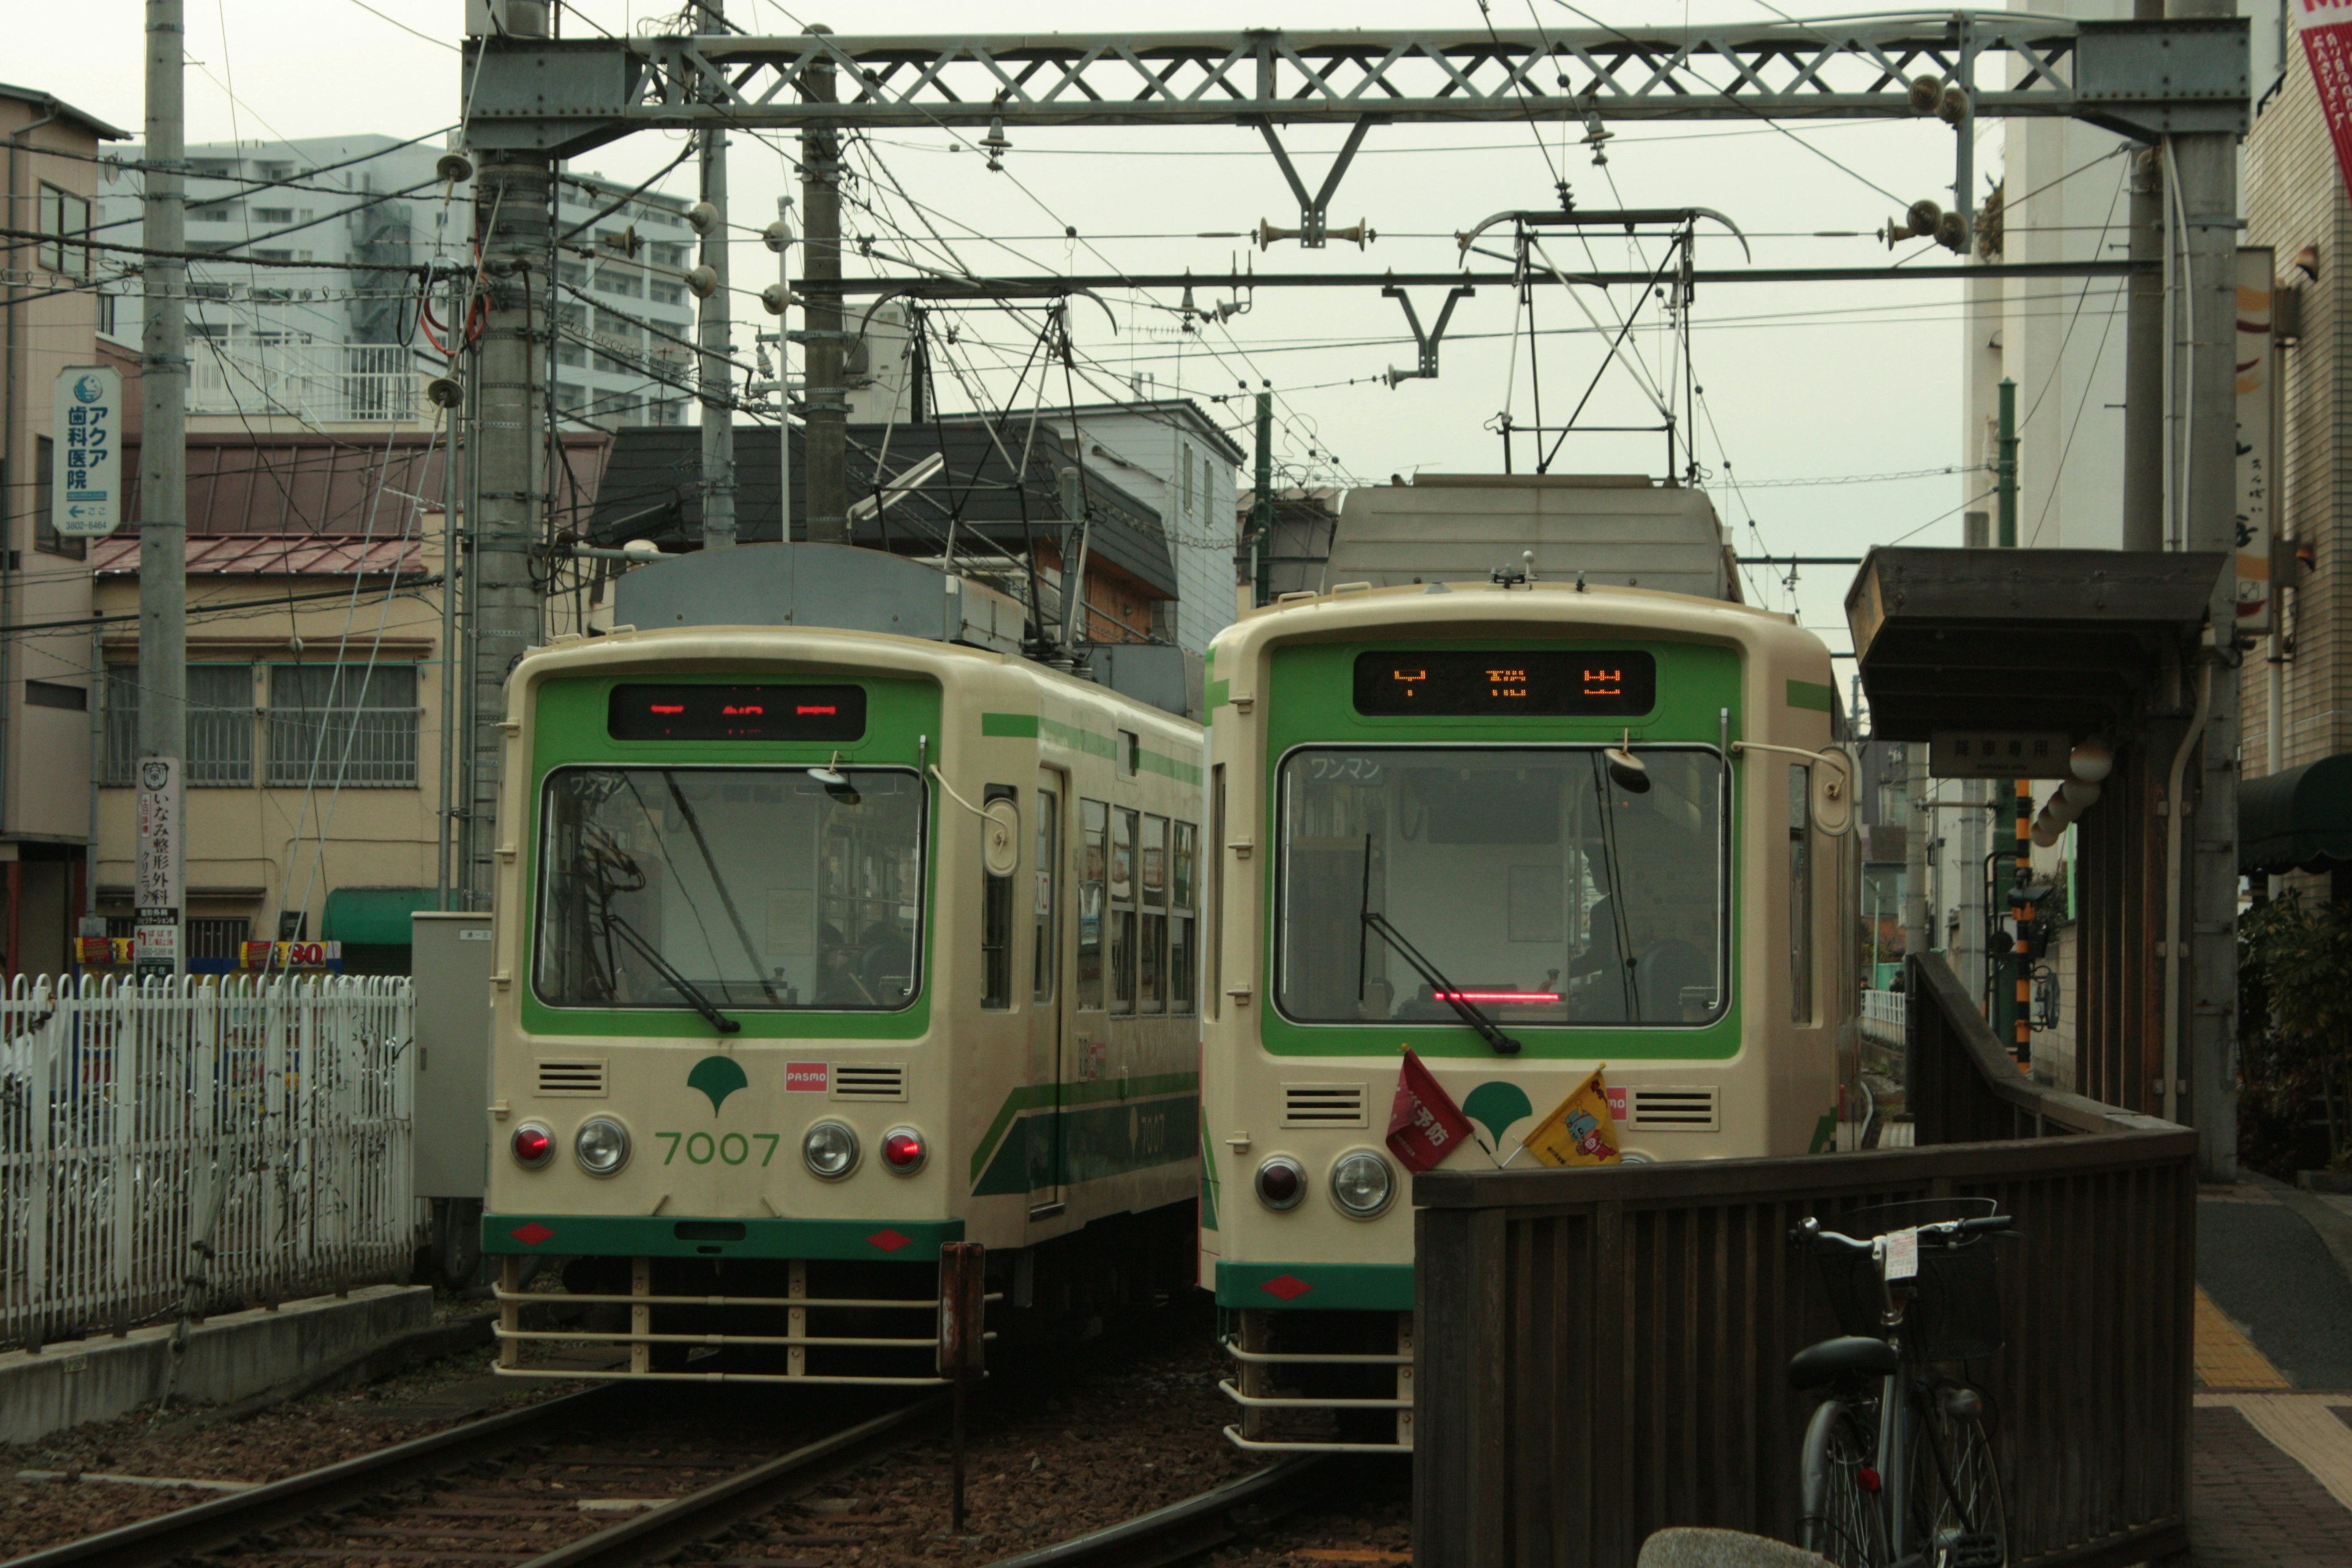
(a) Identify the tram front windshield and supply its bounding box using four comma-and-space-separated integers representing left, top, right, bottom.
1275, 748, 1726, 1027
535, 766, 925, 1012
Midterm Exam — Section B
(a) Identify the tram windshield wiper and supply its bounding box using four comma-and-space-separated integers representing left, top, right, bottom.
1361, 910, 1523, 1057
603, 910, 742, 1035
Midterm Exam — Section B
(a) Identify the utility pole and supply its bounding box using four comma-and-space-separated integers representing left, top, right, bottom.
695, 0, 737, 550
138, 0, 187, 974
1994, 377, 2018, 548
799, 30, 847, 545
1250, 392, 1273, 610
2171, 0, 2240, 1179
1991, 390, 2028, 1060
1954, 510, 1991, 1003
464, 10, 554, 904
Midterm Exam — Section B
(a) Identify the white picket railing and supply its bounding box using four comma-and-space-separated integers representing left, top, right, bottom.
1861, 987, 1907, 1048
0, 974, 417, 1351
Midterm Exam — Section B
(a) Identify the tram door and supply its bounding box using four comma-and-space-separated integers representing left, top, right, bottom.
1028, 767, 1067, 1213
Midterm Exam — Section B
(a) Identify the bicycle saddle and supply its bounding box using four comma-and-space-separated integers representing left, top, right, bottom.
1787, 1335, 1901, 1389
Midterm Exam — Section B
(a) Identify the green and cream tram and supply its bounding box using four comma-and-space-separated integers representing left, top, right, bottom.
1199, 568, 1861, 1450
479, 551, 1204, 1385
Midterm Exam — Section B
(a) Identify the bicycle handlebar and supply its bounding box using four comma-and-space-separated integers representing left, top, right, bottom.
1789, 1214, 2013, 1251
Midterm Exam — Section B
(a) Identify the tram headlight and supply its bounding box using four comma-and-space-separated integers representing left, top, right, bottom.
574, 1117, 631, 1177
803, 1120, 861, 1179
1329, 1150, 1395, 1219
1254, 1155, 1307, 1211
511, 1123, 555, 1169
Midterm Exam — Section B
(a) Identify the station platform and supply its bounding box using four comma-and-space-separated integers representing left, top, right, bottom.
2190, 1175, 2352, 1566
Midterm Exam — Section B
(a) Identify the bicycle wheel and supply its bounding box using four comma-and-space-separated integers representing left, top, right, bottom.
1910, 1382, 2008, 1567
1799, 1398, 1888, 1568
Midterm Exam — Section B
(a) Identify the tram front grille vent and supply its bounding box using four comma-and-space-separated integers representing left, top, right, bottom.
535, 1058, 608, 1098
1281, 1083, 1369, 1129
1627, 1086, 1719, 1131
832, 1063, 908, 1102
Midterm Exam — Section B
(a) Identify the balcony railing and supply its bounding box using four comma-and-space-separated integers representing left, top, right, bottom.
187, 341, 421, 423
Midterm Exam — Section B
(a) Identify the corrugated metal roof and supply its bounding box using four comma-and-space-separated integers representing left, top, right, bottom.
123, 431, 610, 537
589, 420, 1180, 599
91, 534, 430, 578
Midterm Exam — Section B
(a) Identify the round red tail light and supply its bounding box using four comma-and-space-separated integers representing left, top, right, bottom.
512, 1124, 554, 1167
881, 1127, 927, 1174
1255, 1155, 1306, 1210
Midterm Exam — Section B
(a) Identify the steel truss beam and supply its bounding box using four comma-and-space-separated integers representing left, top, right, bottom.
461, 17, 2247, 158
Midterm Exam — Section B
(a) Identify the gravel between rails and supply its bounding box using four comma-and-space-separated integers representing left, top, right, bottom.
7, 1294, 1330, 1567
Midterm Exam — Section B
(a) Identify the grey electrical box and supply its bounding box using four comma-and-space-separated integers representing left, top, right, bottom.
411, 911, 494, 1200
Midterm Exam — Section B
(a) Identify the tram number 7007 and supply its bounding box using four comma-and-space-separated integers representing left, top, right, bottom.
654, 1131, 785, 1167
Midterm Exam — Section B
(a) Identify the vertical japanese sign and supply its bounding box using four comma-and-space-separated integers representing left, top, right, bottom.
2303, 0, 2352, 202
50, 365, 123, 538
135, 757, 183, 977
2236, 248, 2277, 635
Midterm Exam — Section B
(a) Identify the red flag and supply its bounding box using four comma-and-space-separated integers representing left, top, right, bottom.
2302, 0, 2352, 204
1387, 1048, 1474, 1173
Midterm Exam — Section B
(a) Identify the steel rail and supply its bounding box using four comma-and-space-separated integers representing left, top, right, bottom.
0, 1387, 616, 1568
514, 1396, 945, 1568
979, 1455, 1339, 1568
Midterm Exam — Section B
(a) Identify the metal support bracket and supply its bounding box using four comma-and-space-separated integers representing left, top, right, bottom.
1255, 118, 1376, 248
1381, 282, 1474, 386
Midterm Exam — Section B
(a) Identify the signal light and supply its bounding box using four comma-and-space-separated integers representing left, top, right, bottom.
512, 1124, 554, 1168
882, 1127, 927, 1174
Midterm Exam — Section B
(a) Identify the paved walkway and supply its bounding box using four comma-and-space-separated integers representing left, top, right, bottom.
2192, 1178, 2352, 1566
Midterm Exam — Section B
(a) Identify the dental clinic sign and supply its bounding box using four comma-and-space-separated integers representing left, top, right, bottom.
51, 365, 122, 538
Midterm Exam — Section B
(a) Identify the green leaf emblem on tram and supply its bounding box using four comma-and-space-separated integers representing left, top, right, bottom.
1463, 1081, 1534, 1151
688, 1055, 750, 1115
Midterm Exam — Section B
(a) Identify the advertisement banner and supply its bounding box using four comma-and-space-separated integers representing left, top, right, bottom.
2236, 249, 2277, 634
51, 365, 123, 538
135, 756, 183, 978
2302, 0, 2352, 202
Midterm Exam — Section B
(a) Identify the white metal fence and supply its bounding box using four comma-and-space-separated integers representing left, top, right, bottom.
1861, 987, 1907, 1048
0, 975, 417, 1351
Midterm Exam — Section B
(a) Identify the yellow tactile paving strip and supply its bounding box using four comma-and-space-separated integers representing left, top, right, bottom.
2195, 1286, 2292, 1390
2195, 1393, 2352, 1513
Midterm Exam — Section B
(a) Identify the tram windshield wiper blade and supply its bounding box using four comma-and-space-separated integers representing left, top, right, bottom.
605, 911, 742, 1035
1362, 910, 1522, 1057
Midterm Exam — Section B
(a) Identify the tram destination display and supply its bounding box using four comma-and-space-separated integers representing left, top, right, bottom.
608, 684, 867, 741
1352, 651, 1657, 717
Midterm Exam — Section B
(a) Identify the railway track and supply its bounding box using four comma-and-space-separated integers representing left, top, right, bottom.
2, 1387, 939, 1568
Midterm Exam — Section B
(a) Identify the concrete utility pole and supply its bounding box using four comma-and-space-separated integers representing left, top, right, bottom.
799, 32, 846, 545
2171, 0, 2240, 1180
695, 0, 736, 550
465, 50, 552, 903
138, 0, 187, 973
1250, 393, 1273, 609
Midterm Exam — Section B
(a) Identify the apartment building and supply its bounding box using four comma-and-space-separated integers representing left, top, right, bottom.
94, 132, 699, 433
0, 83, 123, 976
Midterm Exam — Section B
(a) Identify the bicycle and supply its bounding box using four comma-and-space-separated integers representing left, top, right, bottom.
1788, 1199, 2014, 1568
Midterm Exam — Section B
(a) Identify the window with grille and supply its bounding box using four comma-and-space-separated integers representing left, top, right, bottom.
267, 664, 418, 788
103, 665, 255, 786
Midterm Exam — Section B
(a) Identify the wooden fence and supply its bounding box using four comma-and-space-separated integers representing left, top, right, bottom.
1412, 952, 2194, 1568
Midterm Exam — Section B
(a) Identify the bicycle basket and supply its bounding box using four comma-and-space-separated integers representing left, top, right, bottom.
1817, 1231, 2004, 1362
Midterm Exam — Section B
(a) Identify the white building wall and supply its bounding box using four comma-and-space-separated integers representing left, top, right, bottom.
1066, 404, 1242, 656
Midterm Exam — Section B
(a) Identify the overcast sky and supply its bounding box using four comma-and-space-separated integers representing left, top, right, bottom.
24, 1, 2030, 693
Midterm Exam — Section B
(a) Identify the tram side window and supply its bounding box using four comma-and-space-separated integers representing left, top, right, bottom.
1206, 767, 1224, 1020
1033, 789, 1058, 1003
1170, 820, 1197, 1014
981, 784, 1017, 1009
1111, 807, 1137, 1014
1789, 764, 1814, 1024
1077, 799, 1107, 1011
1140, 814, 1169, 1013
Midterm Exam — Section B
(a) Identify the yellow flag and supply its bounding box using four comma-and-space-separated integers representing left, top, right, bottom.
1522, 1066, 1621, 1167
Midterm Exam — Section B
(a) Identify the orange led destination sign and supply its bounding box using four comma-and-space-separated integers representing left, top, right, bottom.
1352, 651, 1656, 716
608, 684, 866, 742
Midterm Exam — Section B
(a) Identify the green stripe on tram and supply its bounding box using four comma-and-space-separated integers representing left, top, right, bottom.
967, 1071, 1200, 1186
1785, 678, 1835, 713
